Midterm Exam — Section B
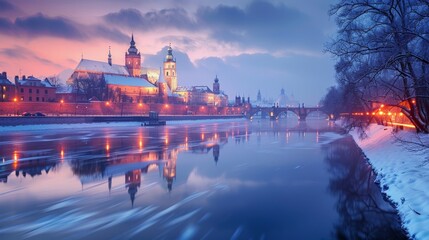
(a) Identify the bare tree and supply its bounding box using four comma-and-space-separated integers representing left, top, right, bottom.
326, 0, 429, 133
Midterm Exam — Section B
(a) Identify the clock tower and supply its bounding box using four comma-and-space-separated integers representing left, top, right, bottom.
125, 34, 141, 77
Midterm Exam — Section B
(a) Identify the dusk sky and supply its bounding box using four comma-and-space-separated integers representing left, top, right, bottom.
0, 0, 337, 105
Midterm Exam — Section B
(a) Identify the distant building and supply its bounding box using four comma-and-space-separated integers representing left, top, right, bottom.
14, 75, 56, 102
0, 72, 15, 102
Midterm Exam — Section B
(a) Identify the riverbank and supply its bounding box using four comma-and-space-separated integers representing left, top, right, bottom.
0, 115, 244, 126
350, 125, 429, 240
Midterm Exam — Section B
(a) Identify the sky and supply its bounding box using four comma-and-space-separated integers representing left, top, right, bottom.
0, 0, 338, 105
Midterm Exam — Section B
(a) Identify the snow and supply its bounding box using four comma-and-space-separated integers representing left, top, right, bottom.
104, 74, 156, 88
350, 124, 429, 240
76, 59, 129, 75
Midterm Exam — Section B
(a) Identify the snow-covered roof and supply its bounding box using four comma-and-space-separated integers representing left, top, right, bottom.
17, 76, 54, 88
75, 59, 130, 75
191, 86, 213, 93
175, 86, 190, 92
104, 74, 156, 88
0, 78, 13, 85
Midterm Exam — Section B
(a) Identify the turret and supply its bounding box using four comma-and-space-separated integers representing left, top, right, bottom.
213, 75, 220, 94
163, 43, 177, 92
108, 46, 112, 66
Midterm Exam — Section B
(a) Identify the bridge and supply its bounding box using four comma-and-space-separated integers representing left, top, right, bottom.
246, 105, 333, 121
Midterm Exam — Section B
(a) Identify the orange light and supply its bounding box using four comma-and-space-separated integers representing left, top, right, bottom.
412, 100, 416, 104
399, 112, 403, 116
139, 103, 143, 107
60, 99, 64, 104
388, 112, 392, 116
366, 112, 369, 115
201, 133, 205, 140
13, 98, 17, 102
165, 137, 169, 145
372, 112, 376, 115
60, 150, 64, 159
378, 111, 383, 115
106, 143, 110, 151
13, 151, 18, 161
391, 122, 415, 129
165, 104, 169, 108
139, 140, 143, 149
380, 104, 384, 108
105, 102, 110, 106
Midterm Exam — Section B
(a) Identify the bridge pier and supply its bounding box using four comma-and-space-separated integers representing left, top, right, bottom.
248, 106, 326, 121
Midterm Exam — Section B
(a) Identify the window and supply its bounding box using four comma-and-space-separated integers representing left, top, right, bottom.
36, 97, 39, 101
42, 97, 45, 102
45, 90, 48, 94
29, 96, 32, 101
20, 97, 23, 101
20, 88, 24, 93
29, 89, 32, 93
36, 89, 39, 94
166, 72, 169, 76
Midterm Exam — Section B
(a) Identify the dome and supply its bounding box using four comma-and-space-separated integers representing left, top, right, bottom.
165, 44, 174, 62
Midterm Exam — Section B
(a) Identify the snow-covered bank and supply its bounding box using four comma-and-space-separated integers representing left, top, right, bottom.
350, 125, 429, 240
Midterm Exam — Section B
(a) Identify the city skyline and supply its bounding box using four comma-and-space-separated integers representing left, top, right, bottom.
0, 0, 337, 105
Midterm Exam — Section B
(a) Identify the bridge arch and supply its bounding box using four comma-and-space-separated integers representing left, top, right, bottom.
247, 106, 332, 121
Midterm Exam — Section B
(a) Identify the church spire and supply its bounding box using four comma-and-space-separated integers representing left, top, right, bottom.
127, 34, 138, 55
108, 46, 112, 66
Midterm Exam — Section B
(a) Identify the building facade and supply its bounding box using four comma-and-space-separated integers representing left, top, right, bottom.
14, 75, 56, 102
0, 72, 15, 102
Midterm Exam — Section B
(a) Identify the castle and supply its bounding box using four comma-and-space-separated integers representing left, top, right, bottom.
67, 35, 228, 106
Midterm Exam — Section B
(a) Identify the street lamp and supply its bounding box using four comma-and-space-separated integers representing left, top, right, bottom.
13, 98, 17, 116
60, 99, 64, 115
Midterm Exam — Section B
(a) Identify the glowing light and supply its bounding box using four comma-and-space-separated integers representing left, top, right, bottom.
139, 140, 143, 149
165, 104, 169, 108
391, 122, 415, 129
185, 136, 188, 142
399, 112, 403, 116
105, 102, 110, 106
412, 100, 416, 104
60, 99, 64, 104
201, 133, 205, 140
214, 133, 218, 140
380, 104, 384, 108
106, 143, 110, 151
139, 103, 143, 107
13, 151, 18, 161
378, 111, 384, 115
372, 112, 376, 115
388, 112, 392, 116
60, 150, 64, 159
13, 98, 17, 102
165, 137, 169, 145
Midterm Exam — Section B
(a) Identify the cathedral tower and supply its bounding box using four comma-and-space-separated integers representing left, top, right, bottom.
125, 34, 141, 77
213, 75, 220, 94
163, 44, 177, 92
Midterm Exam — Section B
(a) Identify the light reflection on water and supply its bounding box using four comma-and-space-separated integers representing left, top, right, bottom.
0, 119, 407, 239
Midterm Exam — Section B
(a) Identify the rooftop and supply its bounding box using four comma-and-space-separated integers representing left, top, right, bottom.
104, 74, 156, 88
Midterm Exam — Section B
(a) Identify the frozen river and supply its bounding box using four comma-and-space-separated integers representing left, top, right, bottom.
0, 119, 407, 239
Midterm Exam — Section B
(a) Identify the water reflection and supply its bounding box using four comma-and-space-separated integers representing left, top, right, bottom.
323, 136, 407, 240
0, 120, 406, 239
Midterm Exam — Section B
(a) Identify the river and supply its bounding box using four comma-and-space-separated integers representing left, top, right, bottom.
0, 119, 407, 239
